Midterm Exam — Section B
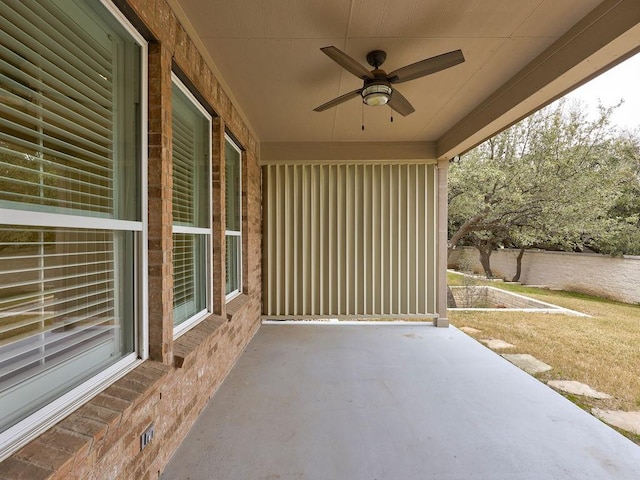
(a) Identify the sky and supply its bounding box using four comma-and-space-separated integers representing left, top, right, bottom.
564, 52, 640, 132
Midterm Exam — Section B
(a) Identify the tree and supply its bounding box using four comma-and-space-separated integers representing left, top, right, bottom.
589, 131, 640, 255
448, 99, 630, 278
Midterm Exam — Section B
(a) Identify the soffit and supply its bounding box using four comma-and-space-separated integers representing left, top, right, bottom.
171, 0, 639, 158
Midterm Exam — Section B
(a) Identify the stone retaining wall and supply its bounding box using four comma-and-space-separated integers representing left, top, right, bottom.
450, 286, 563, 309
449, 247, 640, 304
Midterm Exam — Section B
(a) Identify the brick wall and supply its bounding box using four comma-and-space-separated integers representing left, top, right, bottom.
0, 0, 263, 478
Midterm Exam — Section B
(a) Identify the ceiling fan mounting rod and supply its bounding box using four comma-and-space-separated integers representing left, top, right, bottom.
366, 50, 387, 69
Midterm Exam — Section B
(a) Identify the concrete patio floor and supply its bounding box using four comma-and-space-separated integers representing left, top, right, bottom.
161, 323, 640, 479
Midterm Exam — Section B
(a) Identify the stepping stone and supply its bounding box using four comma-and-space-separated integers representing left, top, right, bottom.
592, 409, 640, 435
481, 338, 515, 349
548, 380, 611, 399
459, 326, 481, 334
502, 354, 552, 375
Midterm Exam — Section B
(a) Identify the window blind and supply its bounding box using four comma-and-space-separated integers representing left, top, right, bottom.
224, 137, 242, 297
0, 0, 116, 216
225, 140, 241, 232
172, 111, 195, 225
172, 233, 195, 318
0, 226, 122, 386
171, 79, 210, 329
0, 0, 141, 441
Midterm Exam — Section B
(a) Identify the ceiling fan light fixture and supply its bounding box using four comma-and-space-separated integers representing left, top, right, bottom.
361, 84, 392, 106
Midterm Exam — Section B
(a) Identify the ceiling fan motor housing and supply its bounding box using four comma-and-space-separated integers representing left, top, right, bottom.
366, 50, 387, 68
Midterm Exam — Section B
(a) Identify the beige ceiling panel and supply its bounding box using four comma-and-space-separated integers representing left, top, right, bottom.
514, 0, 603, 38
347, 0, 435, 38
330, 103, 423, 142
182, 0, 350, 39
416, 37, 556, 139
200, 37, 349, 141
348, 0, 542, 38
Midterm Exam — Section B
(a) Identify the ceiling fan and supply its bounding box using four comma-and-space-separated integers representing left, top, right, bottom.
314, 46, 465, 116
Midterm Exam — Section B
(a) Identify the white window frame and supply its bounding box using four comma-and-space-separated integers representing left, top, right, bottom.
171, 74, 213, 338
225, 134, 242, 301
0, 0, 148, 461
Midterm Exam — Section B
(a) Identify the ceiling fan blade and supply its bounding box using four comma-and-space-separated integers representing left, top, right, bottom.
387, 49, 465, 84
321, 46, 374, 80
388, 88, 415, 116
314, 89, 362, 112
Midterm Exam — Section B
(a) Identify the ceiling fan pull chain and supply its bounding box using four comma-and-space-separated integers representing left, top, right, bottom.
362, 101, 365, 131
390, 104, 394, 123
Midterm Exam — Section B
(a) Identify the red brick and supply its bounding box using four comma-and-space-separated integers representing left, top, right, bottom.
103, 384, 144, 404
0, 458, 51, 480
38, 427, 91, 456
69, 448, 96, 480
92, 442, 126, 479
77, 403, 122, 428
48, 460, 74, 480
58, 415, 108, 444
14, 441, 73, 474
91, 392, 132, 414
113, 376, 153, 397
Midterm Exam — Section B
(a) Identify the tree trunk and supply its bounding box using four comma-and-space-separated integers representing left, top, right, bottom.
447, 213, 489, 259
511, 247, 526, 282
477, 246, 493, 278
469, 235, 498, 278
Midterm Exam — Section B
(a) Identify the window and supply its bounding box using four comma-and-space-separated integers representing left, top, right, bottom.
171, 77, 211, 335
0, 0, 145, 458
225, 136, 242, 299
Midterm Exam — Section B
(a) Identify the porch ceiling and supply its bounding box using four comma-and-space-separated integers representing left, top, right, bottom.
170, 0, 640, 159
